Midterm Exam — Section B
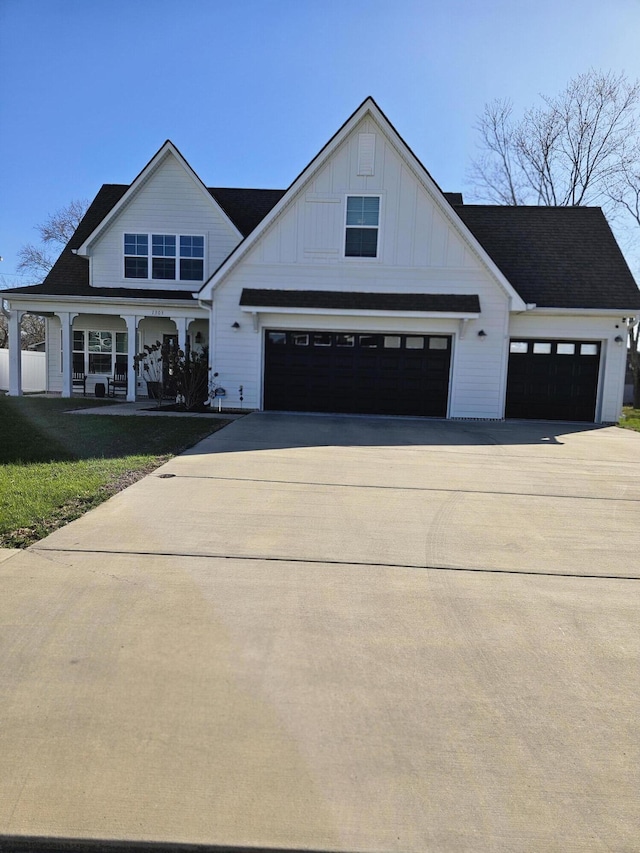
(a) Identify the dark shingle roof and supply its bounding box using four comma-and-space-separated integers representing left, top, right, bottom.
455, 204, 640, 309
5, 178, 639, 311
240, 289, 481, 313
4, 184, 286, 300
443, 192, 464, 206
209, 188, 287, 236
4, 185, 129, 299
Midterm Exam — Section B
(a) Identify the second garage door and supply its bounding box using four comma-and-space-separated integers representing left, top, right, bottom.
264, 330, 452, 416
506, 339, 601, 421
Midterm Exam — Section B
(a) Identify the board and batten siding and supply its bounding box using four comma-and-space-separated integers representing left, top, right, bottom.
89, 154, 241, 290
212, 115, 513, 416
213, 265, 510, 416
242, 116, 481, 270
509, 313, 629, 422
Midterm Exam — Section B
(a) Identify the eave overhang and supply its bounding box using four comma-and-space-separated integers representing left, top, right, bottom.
2, 293, 202, 312
240, 306, 481, 321
238, 289, 481, 318
518, 306, 640, 318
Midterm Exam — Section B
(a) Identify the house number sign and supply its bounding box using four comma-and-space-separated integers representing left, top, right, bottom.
151, 310, 165, 316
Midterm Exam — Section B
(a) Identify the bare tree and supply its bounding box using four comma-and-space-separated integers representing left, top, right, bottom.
3, 199, 88, 351
470, 71, 640, 410
0, 304, 45, 351
468, 99, 527, 205
469, 70, 640, 210
607, 165, 640, 407
17, 198, 89, 282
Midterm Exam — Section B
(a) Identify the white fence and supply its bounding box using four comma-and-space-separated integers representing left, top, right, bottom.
0, 349, 46, 393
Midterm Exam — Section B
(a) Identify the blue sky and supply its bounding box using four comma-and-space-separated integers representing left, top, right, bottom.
2, 0, 640, 285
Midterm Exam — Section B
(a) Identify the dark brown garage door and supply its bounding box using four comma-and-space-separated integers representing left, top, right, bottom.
506, 339, 601, 421
264, 330, 452, 416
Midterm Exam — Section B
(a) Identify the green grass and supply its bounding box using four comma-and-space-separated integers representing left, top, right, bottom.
0, 397, 231, 547
619, 406, 640, 432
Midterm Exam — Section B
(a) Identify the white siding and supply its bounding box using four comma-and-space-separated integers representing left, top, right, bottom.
89, 153, 241, 291
212, 115, 512, 417
212, 307, 509, 416
241, 116, 481, 271
214, 264, 509, 416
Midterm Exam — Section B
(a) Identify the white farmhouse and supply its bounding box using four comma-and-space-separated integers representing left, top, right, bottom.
5, 98, 640, 422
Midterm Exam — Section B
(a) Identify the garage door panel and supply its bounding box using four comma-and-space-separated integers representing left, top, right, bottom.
506, 339, 600, 422
264, 330, 451, 416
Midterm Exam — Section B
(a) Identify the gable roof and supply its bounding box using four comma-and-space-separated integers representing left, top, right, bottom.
198, 97, 527, 310
4, 184, 287, 299
4, 102, 639, 312
455, 205, 640, 310
77, 141, 243, 254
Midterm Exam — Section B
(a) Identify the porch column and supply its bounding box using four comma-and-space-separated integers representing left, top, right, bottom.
55, 311, 74, 397
8, 309, 23, 396
121, 314, 140, 402
172, 316, 187, 353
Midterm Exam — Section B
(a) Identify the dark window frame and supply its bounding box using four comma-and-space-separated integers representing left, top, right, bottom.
345, 196, 380, 258
124, 233, 205, 281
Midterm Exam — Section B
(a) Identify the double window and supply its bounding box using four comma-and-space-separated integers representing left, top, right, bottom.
72, 330, 127, 375
124, 233, 204, 281
345, 196, 380, 258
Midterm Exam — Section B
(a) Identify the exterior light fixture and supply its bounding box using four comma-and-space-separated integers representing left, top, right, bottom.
231, 322, 240, 331
195, 331, 203, 344
477, 329, 487, 338
614, 335, 624, 345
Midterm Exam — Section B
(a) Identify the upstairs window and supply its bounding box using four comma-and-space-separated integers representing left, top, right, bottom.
124, 233, 204, 281
179, 236, 204, 280
124, 234, 148, 278
152, 234, 176, 279
345, 196, 380, 258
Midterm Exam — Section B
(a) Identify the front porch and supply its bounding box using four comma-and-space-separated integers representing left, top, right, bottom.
3, 298, 209, 401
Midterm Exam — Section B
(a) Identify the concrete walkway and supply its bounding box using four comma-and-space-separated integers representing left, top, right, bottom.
69, 399, 246, 418
1, 414, 639, 851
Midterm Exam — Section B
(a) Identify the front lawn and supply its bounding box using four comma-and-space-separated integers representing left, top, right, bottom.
0, 397, 230, 547
619, 406, 640, 432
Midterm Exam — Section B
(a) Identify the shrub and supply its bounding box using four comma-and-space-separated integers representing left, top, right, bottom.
133, 340, 209, 411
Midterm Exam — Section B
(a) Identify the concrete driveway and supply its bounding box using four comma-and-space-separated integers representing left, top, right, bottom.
1, 413, 639, 852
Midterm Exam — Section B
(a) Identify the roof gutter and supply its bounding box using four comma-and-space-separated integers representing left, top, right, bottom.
2, 293, 201, 309
239, 305, 481, 320
523, 307, 640, 317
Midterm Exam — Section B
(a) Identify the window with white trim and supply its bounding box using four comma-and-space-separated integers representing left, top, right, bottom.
124, 234, 148, 278
124, 233, 204, 281
345, 196, 380, 258
152, 234, 176, 279
72, 330, 128, 374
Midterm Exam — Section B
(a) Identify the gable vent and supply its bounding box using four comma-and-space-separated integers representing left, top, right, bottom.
358, 133, 376, 176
